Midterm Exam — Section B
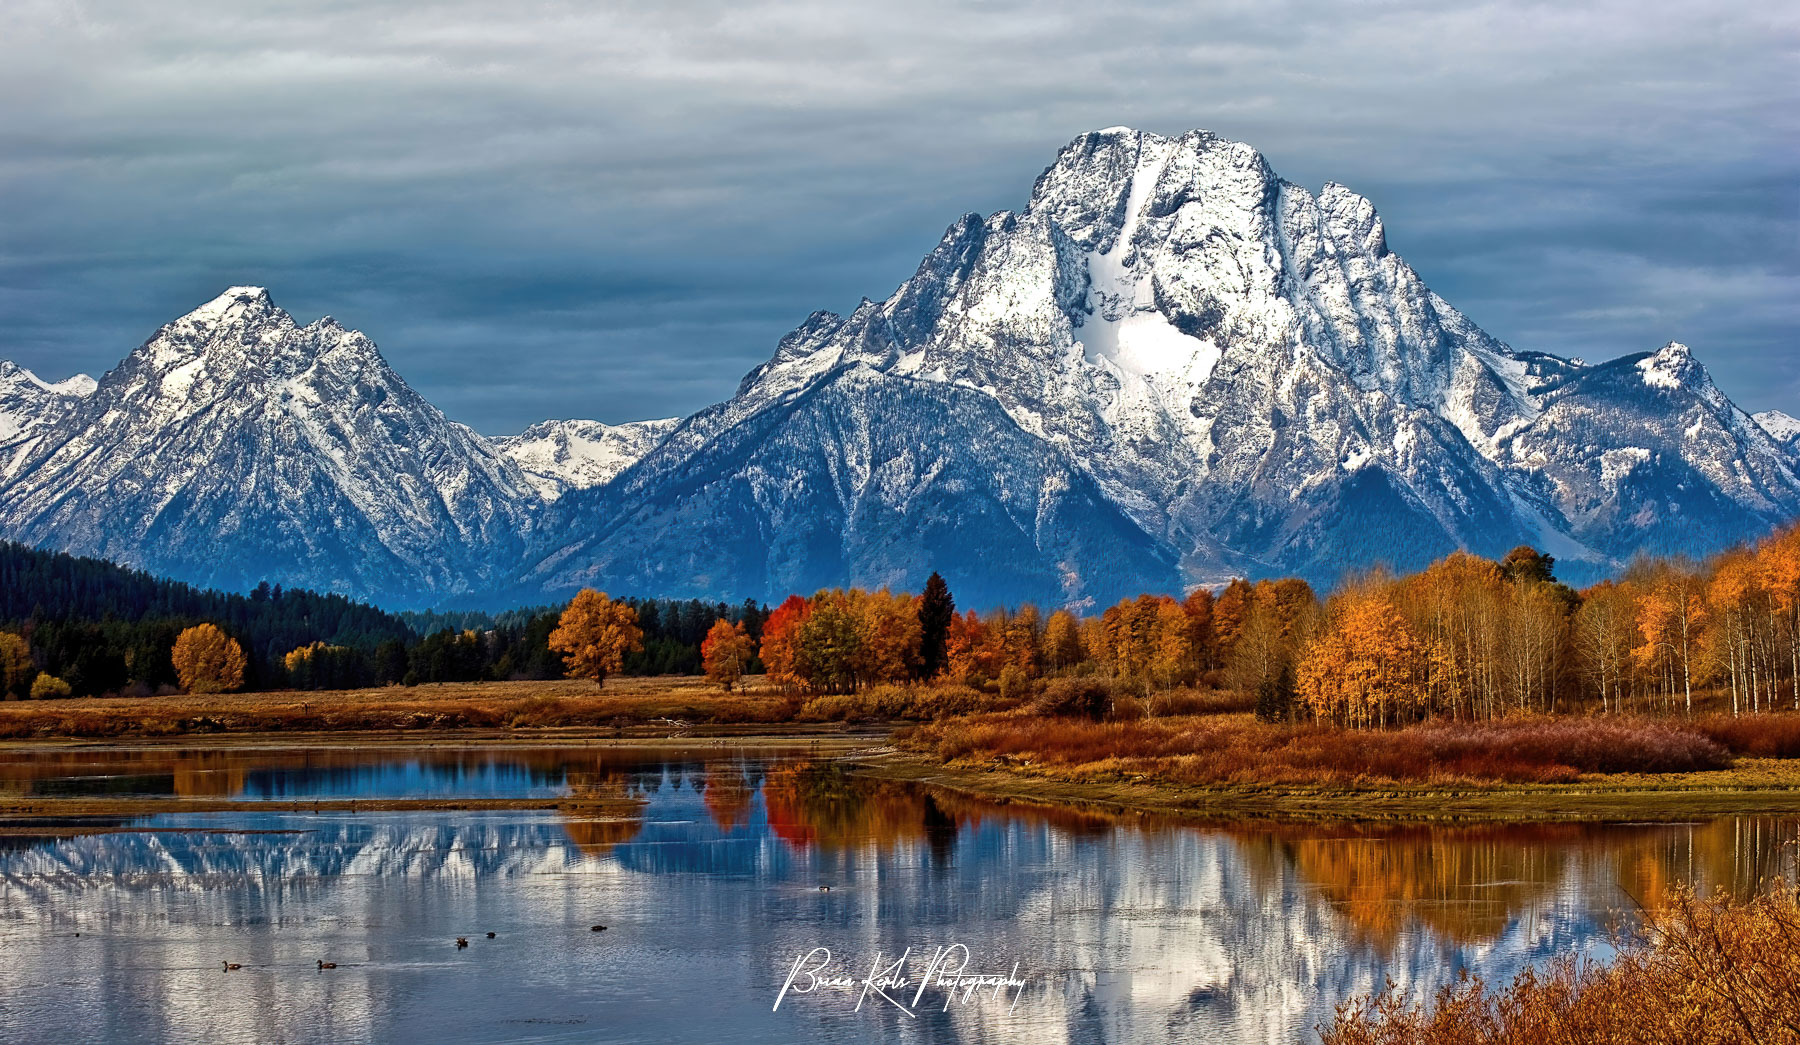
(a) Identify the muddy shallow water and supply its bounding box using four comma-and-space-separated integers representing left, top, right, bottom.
0, 745, 1794, 1044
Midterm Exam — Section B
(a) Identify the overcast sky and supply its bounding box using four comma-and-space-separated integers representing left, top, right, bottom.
1, 0, 1794, 433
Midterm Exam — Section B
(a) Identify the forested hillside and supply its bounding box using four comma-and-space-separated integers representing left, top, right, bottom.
0, 541, 766, 697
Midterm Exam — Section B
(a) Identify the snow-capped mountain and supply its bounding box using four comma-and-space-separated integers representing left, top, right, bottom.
0, 287, 539, 606
1, 129, 1794, 608
514, 362, 1180, 608
497, 417, 679, 501
0, 361, 95, 458
1756, 410, 1800, 453
530, 127, 1800, 599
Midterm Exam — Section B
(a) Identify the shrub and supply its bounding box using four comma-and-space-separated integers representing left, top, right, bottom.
799, 683, 1012, 722
997, 664, 1035, 704
1032, 677, 1115, 720
1149, 686, 1253, 716
901, 713, 1731, 784
29, 674, 71, 700
1692, 712, 1800, 758
1323, 884, 1800, 1045
1109, 694, 1147, 722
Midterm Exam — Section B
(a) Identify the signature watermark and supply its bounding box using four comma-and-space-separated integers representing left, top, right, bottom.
774, 944, 1030, 1016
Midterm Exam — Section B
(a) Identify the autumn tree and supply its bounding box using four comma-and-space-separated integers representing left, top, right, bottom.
1500, 545, 1557, 586
998, 604, 1043, 676
1574, 580, 1636, 714
1181, 588, 1218, 673
1297, 586, 1435, 728
1044, 609, 1084, 671
701, 619, 756, 691
1213, 579, 1254, 664
30, 674, 71, 699
1634, 565, 1706, 715
548, 589, 644, 688
1149, 597, 1195, 689
795, 589, 862, 693
944, 610, 999, 686
759, 595, 810, 692
172, 623, 247, 694
0, 632, 34, 699
854, 589, 922, 685
1758, 525, 1800, 710
1224, 579, 1316, 699
917, 572, 955, 680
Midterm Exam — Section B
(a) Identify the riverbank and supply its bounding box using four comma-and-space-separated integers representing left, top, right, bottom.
0, 676, 819, 739
855, 748, 1800, 823
6, 680, 1800, 823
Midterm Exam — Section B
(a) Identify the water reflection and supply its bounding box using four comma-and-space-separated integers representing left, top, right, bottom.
0, 746, 1794, 1045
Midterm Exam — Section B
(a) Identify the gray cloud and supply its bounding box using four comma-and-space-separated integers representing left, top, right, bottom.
1, 0, 1794, 432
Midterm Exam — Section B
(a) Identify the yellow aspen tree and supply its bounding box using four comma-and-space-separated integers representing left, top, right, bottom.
172, 623, 247, 694
548, 589, 644, 688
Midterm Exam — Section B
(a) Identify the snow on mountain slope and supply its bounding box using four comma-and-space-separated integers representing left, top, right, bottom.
1501, 343, 1800, 561
522, 363, 1180, 608
0, 287, 539, 606
1756, 410, 1800, 452
0, 360, 95, 455
662, 128, 1799, 590
497, 417, 679, 500
0, 363, 96, 485
3, 128, 1793, 608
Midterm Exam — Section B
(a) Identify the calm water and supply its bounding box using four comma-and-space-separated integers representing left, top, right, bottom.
0, 745, 1795, 1045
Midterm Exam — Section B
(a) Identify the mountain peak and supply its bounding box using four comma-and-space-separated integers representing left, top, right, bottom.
1636, 341, 1706, 391
182, 285, 275, 321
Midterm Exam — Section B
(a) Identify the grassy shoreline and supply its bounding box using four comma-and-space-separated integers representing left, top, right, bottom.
852, 749, 1800, 823
5, 679, 1800, 822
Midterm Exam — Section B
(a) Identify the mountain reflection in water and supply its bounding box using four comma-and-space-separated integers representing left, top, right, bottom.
0, 746, 1794, 1045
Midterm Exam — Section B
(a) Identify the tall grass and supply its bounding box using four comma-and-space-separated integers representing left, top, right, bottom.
1692, 712, 1800, 758
798, 684, 1015, 722
1323, 884, 1800, 1044
899, 714, 1732, 785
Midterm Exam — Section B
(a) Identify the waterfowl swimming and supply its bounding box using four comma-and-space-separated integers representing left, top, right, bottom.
590, 925, 607, 932
819, 885, 831, 892
485, 932, 496, 939
317, 961, 336, 969
455, 937, 469, 948
221, 962, 241, 971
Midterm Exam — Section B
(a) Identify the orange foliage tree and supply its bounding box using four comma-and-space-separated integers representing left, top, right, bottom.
701, 619, 756, 691
0, 632, 34, 699
172, 623, 247, 694
1297, 587, 1436, 727
547, 589, 644, 688
759, 595, 810, 692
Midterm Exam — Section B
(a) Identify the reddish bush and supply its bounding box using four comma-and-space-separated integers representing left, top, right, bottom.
900, 713, 1731, 785
1692, 712, 1800, 758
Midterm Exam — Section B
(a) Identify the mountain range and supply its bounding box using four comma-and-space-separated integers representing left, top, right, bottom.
3, 127, 1795, 608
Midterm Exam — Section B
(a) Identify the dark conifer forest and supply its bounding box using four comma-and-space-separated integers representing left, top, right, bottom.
0, 542, 765, 696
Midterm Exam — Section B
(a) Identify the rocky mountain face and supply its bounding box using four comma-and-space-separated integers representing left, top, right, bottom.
514, 363, 1180, 608
2, 129, 1794, 607
0, 361, 95, 464
1756, 410, 1800, 453
497, 417, 679, 501
532, 128, 1799, 599
0, 287, 538, 606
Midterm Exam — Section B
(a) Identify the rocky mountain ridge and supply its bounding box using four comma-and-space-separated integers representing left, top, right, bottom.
2, 130, 1794, 606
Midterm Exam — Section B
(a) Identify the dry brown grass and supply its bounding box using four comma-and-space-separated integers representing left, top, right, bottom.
1692, 711, 1800, 758
0, 676, 807, 738
1323, 884, 1800, 1045
797, 683, 1017, 722
898, 713, 1733, 786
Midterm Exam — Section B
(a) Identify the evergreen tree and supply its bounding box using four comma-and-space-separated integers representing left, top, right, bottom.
1255, 661, 1295, 723
918, 572, 955, 680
